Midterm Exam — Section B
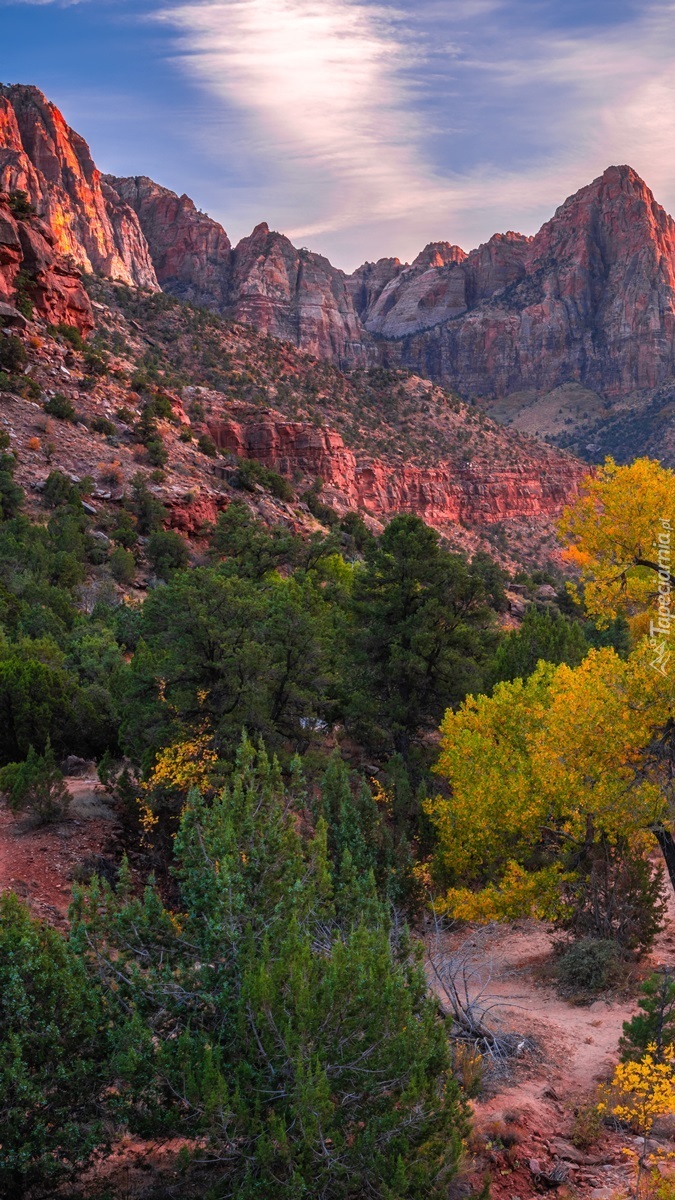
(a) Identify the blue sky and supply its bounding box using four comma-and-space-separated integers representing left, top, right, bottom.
2, 0, 674, 270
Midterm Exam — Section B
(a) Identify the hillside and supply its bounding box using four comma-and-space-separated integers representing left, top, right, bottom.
2, 84, 675, 463
1, 267, 583, 569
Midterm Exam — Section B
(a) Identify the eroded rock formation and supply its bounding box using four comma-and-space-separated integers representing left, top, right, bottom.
0, 85, 157, 288
0, 192, 93, 333
207, 414, 584, 529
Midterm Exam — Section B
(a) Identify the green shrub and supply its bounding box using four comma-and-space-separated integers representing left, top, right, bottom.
109, 546, 136, 585
83, 346, 108, 376
13, 271, 34, 319
127, 473, 166, 534
90, 416, 116, 436
43, 393, 77, 422
0, 740, 70, 824
7, 190, 35, 218
43, 470, 77, 508
556, 938, 622, 996
236, 455, 294, 501
49, 322, 86, 351
72, 738, 468, 1198
0, 892, 110, 1196
147, 529, 189, 579
621, 971, 675, 1060
146, 436, 168, 467
197, 432, 217, 457
179, 425, 193, 442
0, 333, 27, 375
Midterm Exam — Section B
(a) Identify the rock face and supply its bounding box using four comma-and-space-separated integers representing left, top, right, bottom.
227, 223, 374, 367
108, 178, 375, 368
0, 85, 157, 288
374, 169, 675, 398
207, 415, 583, 528
0, 191, 93, 333
7, 84, 675, 418
108, 175, 232, 309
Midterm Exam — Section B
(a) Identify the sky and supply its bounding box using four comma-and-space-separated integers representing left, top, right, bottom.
2, 0, 675, 271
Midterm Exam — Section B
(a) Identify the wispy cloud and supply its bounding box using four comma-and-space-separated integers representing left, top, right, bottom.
145, 0, 675, 266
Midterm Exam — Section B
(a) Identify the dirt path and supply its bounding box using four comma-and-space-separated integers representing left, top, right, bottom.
425, 911, 675, 1199
0, 775, 121, 924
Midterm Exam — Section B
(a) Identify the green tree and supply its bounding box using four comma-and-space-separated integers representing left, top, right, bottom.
0, 739, 70, 823
121, 568, 337, 765
147, 528, 189, 579
0, 893, 110, 1196
490, 604, 589, 686
347, 515, 500, 757
72, 739, 467, 1198
621, 971, 675, 1061
210, 500, 300, 578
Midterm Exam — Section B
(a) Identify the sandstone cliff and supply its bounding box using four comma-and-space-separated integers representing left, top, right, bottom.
0, 191, 93, 333
107, 174, 232, 309
108, 172, 375, 369
206, 413, 583, 531
0, 85, 157, 289
373, 168, 675, 399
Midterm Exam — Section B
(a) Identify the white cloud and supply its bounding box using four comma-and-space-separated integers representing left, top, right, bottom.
156, 0, 675, 269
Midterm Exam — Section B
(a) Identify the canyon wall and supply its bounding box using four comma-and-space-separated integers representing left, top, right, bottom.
0, 191, 93, 333
0, 85, 157, 288
207, 415, 584, 529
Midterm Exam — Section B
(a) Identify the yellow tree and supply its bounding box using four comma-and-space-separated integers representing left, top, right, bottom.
560, 457, 675, 635
428, 641, 675, 918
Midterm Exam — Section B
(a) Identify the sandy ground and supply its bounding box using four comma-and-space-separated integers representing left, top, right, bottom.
425, 906, 675, 1199
0, 774, 121, 924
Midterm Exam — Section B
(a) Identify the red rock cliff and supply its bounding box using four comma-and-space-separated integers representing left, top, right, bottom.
0, 85, 157, 289
207, 414, 584, 530
0, 191, 93, 333
374, 168, 675, 397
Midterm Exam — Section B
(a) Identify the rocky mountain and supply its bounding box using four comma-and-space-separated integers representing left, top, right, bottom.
0, 84, 157, 289
0, 191, 93, 333
5, 82, 675, 464
109, 175, 373, 369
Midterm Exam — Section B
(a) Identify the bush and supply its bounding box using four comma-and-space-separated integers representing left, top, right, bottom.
556, 938, 622, 996
128, 473, 166, 534
109, 546, 136, 585
559, 838, 666, 954
0, 892, 110, 1196
72, 739, 468, 1198
7, 190, 35, 218
145, 436, 167, 467
43, 470, 77, 508
236, 455, 294, 501
147, 529, 189, 579
0, 333, 27, 375
197, 432, 217, 457
43, 393, 77, 422
90, 416, 116, 436
48, 322, 86, 351
0, 741, 70, 824
621, 971, 675, 1060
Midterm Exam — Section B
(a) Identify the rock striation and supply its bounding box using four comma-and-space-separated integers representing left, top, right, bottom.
0, 84, 157, 288
206, 414, 583, 529
0, 191, 93, 333
373, 168, 675, 398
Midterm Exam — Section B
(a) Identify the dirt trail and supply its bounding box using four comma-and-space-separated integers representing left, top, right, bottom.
0, 775, 120, 923
426, 909, 675, 1199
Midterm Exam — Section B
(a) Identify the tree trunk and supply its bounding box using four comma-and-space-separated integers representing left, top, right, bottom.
653, 826, 675, 894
